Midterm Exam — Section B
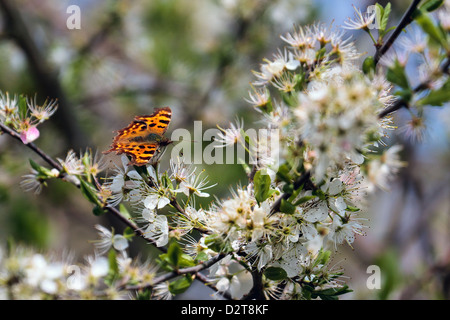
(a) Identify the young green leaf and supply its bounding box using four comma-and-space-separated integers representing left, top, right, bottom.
122, 226, 135, 240
167, 239, 183, 268
293, 195, 316, 206
311, 285, 352, 300
168, 274, 194, 295
419, 0, 444, 12
79, 178, 102, 207
362, 56, 376, 75
93, 205, 107, 216
264, 267, 288, 281
380, 2, 391, 32
387, 60, 410, 90
417, 79, 450, 106
104, 249, 120, 286
119, 203, 132, 220
254, 170, 272, 205
375, 3, 384, 31
29, 159, 56, 178
414, 9, 448, 49
276, 163, 291, 183
280, 198, 296, 214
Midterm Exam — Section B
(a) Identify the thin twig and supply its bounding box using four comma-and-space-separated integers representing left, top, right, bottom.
0, 122, 243, 298
378, 57, 450, 118
125, 253, 227, 290
373, 0, 422, 66
0, 123, 63, 171
0, 122, 163, 249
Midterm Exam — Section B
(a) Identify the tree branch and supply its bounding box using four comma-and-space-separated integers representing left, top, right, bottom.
125, 252, 234, 299
373, 0, 422, 66
0, 122, 163, 249
378, 57, 450, 118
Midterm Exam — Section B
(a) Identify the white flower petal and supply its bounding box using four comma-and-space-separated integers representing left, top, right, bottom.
157, 197, 170, 209
113, 235, 129, 251
334, 197, 347, 211
142, 208, 156, 221
90, 257, 109, 278
126, 170, 142, 180
144, 194, 158, 209
304, 201, 328, 222
328, 179, 343, 195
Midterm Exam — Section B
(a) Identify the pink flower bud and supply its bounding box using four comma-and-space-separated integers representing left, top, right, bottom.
20, 126, 40, 144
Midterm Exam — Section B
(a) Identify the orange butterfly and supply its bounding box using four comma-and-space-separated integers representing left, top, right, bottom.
104, 107, 173, 166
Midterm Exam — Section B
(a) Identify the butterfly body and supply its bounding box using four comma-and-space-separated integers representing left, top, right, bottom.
104, 107, 172, 166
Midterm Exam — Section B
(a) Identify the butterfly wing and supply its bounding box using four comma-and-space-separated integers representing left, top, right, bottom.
114, 141, 159, 166
104, 107, 172, 166
135, 107, 172, 136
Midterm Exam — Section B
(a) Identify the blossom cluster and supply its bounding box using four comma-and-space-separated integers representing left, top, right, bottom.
0, 234, 159, 300
0, 92, 57, 144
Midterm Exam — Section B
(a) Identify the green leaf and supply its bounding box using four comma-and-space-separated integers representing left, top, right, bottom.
375, 3, 391, 33
276, 164, 291, 183
204, 234, 223, 253
417, 80, 450, 106
29, 159, 55, 178
375, 3, 384, 31
195, 251, 209, 263
204, 234, 232, 253
167, 239, 182, 268
168, 274, 193, 295
178, 253, 196, 268
387, 60, 410, 90
414, 9, 448, 49
123, 226, 135, 240
419, 0, 444, 12
362, 56, 375, 75
280, 198, 296, 214
264, 267, 288, 281
316, 250, 331, 266
346, 205, 361, 212
394, 88, 413, 103
254, 170, 272, 205
135, 289, 152, 300
119, 204, 132, 220
79, 179, 101, 207
293, 73, 305, 91
384, 26, 396, 34
105, 249, 120, 286
293, 195, 316, 206
311, 285, 352, 300
161, 173, 173, 189
375, 249, 402, 299
93, 205, 107, 216
312, 188, 326, 201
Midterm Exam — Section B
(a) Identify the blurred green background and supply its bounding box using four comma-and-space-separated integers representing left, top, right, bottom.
0, 0, 449, 299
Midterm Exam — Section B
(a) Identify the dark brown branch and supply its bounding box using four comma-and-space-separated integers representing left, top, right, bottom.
0, 122, 162, 249
0, 122, 243, 298
125, 252, 228, 291
374, 0, 422, 66
0, 122, 63, 171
